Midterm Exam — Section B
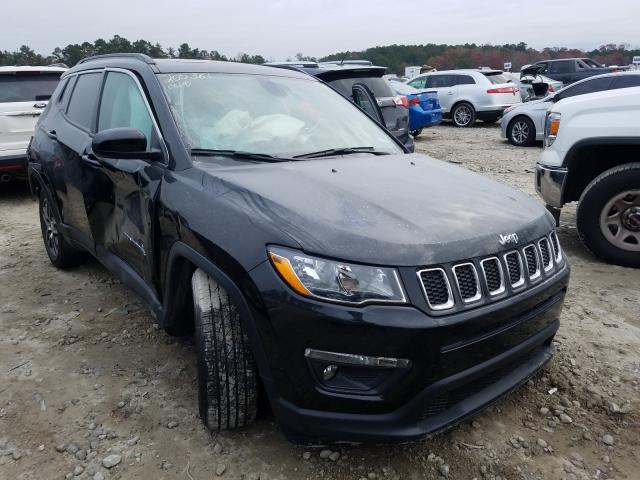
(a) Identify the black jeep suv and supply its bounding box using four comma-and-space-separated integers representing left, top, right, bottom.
28, 54, 569, 444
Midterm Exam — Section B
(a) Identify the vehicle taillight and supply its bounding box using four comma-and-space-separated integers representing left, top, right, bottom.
487, 86, 519, 94
408, 97, 421, 106
393, 96, 409, 108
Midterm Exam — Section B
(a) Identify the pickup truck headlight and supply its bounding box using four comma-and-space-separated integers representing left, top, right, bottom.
544, 112, 561, 147
268, 247, 407, 305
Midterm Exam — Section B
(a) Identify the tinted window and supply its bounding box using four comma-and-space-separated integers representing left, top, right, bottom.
558, 77, 613, 99
426, 75, 453, 88
612, 75, 640, 89
352, 85, 381, 121
453, 75, 476, 85
407, 77, 426, 89
98, 72, 154, 146
550, 61, 572, 74
66, 73, 103, 130
536, 63, 549, 74
327, 77, 393, 98
0, 73, 62, 102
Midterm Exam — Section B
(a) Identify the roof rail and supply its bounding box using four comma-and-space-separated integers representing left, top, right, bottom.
77, 53, 155, 65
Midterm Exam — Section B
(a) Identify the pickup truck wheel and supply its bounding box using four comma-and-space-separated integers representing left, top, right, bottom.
39, 193, 87, 269
507, 116, 535, 146
451, 102, 476, 127
577, 163, 640, 268
192, 268, 258, 430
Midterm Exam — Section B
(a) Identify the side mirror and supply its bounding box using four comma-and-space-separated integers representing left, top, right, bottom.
92, 128, 161, 161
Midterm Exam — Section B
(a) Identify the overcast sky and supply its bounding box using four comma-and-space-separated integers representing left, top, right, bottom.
3, 0, 639, 59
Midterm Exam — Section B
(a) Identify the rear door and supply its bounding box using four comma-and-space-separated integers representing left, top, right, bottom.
0, 72, 61, 155
548, 60, 574, 84
50, 71, 105, 248
424, 75, 457, 112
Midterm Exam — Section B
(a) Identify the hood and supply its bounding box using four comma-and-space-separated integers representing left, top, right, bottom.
197, 154, 554, 266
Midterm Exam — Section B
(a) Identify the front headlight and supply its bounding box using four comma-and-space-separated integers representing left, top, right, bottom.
544, 112, 561, 147
268, 246, 407, 305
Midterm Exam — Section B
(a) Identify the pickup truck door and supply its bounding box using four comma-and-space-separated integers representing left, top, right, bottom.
548, 60, 574, 85
82, 70, 164, 286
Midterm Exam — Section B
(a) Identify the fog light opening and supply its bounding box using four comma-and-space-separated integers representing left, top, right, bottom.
323, 364, 338, 381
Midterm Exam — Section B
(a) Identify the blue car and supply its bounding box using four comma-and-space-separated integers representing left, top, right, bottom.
387, 79, 443, 136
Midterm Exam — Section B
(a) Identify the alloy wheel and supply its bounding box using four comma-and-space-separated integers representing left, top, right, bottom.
454, 105, 472, 126
511, 120, 530, 144
42, 198, 60, 258
599, 189, 640, 251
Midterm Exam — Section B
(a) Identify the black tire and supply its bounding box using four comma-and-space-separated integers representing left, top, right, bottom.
576, 163, 640, 268
410, 128, 423, 137
451, 102, 476, 127
38, 192, 87, 269
192, 269, 258, 430
507, 116, 536, 147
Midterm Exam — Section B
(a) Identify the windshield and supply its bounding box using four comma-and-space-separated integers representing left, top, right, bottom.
0, 73, 62, 102
158, 73, 402, 158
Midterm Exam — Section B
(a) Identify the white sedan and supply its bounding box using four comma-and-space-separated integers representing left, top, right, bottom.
500, 71, 640, 146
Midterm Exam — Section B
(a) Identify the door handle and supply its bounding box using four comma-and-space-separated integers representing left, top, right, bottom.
81, 154, 101, 168
447, 91, 454, 95
45, 130, 57, 140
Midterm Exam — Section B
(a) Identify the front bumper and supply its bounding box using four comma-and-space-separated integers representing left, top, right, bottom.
248, 259, 569, 443
0, 151, 28, 179
536, 163, 568, 208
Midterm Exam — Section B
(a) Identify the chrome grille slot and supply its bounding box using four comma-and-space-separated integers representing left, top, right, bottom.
550, 232, 562, 263
538, 238, 553, 271
504, 251, 525, 288
453, 263, 481, 303
523, 244, 541, 280
418, 268, 454, 310
480, 257, 504, 295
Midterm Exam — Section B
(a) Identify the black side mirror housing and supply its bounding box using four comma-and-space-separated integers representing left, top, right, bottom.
92, 128, 161, 161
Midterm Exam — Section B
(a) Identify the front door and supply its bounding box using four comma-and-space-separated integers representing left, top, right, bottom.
83, 70, 164, 285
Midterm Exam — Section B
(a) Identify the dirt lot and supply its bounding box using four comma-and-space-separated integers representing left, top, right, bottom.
1, 124, 639, 480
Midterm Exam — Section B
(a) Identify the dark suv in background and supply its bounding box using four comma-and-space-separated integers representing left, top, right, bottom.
29, 54, 569, 444
268, 61, 414, 151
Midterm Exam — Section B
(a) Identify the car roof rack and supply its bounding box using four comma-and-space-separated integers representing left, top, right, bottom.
77, 53, 155, 65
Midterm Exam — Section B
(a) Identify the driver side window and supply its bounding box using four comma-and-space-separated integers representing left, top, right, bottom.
98, 72, 155, 151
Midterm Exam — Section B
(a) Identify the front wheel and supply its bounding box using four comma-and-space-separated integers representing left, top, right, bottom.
451, 102, 476, 127
192, 269, 258, 430
507, 116, 535, 147
576, 163, 640, 268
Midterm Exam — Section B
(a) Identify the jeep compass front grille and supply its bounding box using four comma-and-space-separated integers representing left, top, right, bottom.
417, 232, 563, 313
453, 263, 481, 303
418, 268, 453, 310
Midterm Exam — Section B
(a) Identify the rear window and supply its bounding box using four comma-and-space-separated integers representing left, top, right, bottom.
327, 77, 394, 98
388, 81, 419, 95
0, 73, 62, 103
482, 72, 509, 84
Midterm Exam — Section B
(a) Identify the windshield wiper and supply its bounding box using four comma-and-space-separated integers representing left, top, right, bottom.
293, 147, 390, 159
190, 148, 292, 163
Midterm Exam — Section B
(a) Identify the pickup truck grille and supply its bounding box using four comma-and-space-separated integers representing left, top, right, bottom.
417, 232, 563, 313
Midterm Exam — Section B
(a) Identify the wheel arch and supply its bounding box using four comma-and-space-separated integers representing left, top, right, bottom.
563, 139, 640, 204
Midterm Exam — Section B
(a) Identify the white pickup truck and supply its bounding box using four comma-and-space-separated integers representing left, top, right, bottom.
0, 65, 66, 182
536, 86, 640, 268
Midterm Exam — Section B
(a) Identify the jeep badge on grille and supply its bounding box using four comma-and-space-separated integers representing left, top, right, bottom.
498, 233, 519, 246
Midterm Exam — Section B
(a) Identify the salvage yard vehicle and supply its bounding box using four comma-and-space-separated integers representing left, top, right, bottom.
386, 79, 442, 136
537, 86, 640, 268
267, 61, 414, 151
0, 65, 66, 182
502, 71, 640, 146
29, 54, 569, 444
522, 58, 617, 86
405, 69, 520, 127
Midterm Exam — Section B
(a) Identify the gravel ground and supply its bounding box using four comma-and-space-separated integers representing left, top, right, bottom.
1, 123, 639, 480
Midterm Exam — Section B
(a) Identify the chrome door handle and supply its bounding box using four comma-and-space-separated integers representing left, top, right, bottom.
45, 130, 57, 140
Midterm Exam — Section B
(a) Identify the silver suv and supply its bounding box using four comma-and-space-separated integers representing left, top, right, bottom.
406, 70, 521, 127
0, 65, 66, 182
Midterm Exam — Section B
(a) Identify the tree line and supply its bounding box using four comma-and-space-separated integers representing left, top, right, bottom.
1, 36, 639, 74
